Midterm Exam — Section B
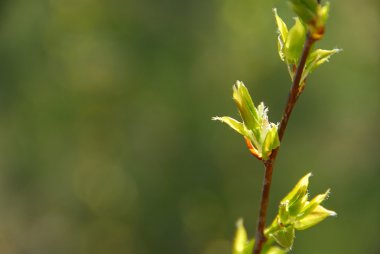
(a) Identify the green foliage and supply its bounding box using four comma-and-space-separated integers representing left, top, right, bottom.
266, 173, 336, 250
214, 1, 339, 253
274, 8, 340, 82
233, 219, 254, 254
285, 17, 306, 65
270, 225, 295, 250
288, 0, 319, 25
302, 48, 341, 82
213, 81, 280, 160
288, 0, 330, 39
232, 174, 336, 253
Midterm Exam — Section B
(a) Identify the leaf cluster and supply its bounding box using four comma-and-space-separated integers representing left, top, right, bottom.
274, 8, 340, 86
213, 81, 280, 160
233, 174, 336, 253
213, 1, 340, 253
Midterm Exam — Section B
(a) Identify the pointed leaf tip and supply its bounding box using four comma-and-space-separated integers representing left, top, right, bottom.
282, 172, 312, 205
233, 218, 255, 254
234, 218, 248, 253
299, 188, 331, 218
295, 205, 337, 230
273, 8, 288, 42
232, 81, 259, 131
273, 8, 288, 61
212, 116, 247, 137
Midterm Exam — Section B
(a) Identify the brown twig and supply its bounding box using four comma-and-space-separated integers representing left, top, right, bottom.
252, 33, 316, 254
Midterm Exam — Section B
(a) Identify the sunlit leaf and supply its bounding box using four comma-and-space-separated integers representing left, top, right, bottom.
212, 116, 247, 137
233, 219, 255, 254
214, 81, 279, 160
295, 205, 337, 230
288, 0, 318, 24
273, 8, 288, 61
262, 124, 280, 160
318, 2, 330, 25
303, 48, 341, 79
284, 18, 306, 64
270, 225, 295, 250
273, 8, 288, 42
265, 246, 287, 254
233, 81, 260, 130
281, 173, 311, 206
278, 202, 290, 225
298, 189, 330, 218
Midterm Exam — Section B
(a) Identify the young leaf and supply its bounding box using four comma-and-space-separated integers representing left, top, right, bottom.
288, 0, 318, 25
288, 193, 308, 217
285, 18, 306, 64
298, 189, 330, 218
262, 124, 280, 160
212, 116, 247, 137
270, 225, 295, 250
234, 219, 248, 253
317, 2, 330, 26
273, 8, 288, 61
233, 81, 260, 131
273, 8, 288, 42
233, 219, 255, 254
294, 205, 337, 230
281, 173, 311, 206
318, 2, 330, 26
213, 81, 280, 160
303, 48, 341, 80
278, 202, 291, 225
265, 246, 287, 254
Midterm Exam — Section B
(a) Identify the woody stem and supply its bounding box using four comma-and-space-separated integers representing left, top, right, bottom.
252, 33, 316, 254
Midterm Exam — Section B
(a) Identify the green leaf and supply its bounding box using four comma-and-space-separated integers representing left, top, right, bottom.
288, 193, 308, 217
233, 219, 255, 254
273, 9, 288, 42
278, 202, 290, 225
273, 8, 288, 41
270, 225, 295, 250
262, 124, 280, 160
214, 81, 279, 160
265, 246, 287, 254
300, 0, 318, 11
273, 8, 288, 61
233, 218, 248, 254
233, 81, 260, 131
284, 18, 306, 64
304, 48, 341, 76
295, 205, 337, 230
281, 173, 311, 206
298, 189, 330, 218
241, 240, 254, 254
288, 0, 318, 24
318, 2, 330, 25
212, 116, 248, 137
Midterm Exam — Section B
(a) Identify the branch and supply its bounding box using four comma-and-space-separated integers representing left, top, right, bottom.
278, 34, 315, 141
252, 33, 316, 254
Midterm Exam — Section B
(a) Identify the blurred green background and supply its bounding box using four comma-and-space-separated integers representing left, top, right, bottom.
0, 0, 379, 253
